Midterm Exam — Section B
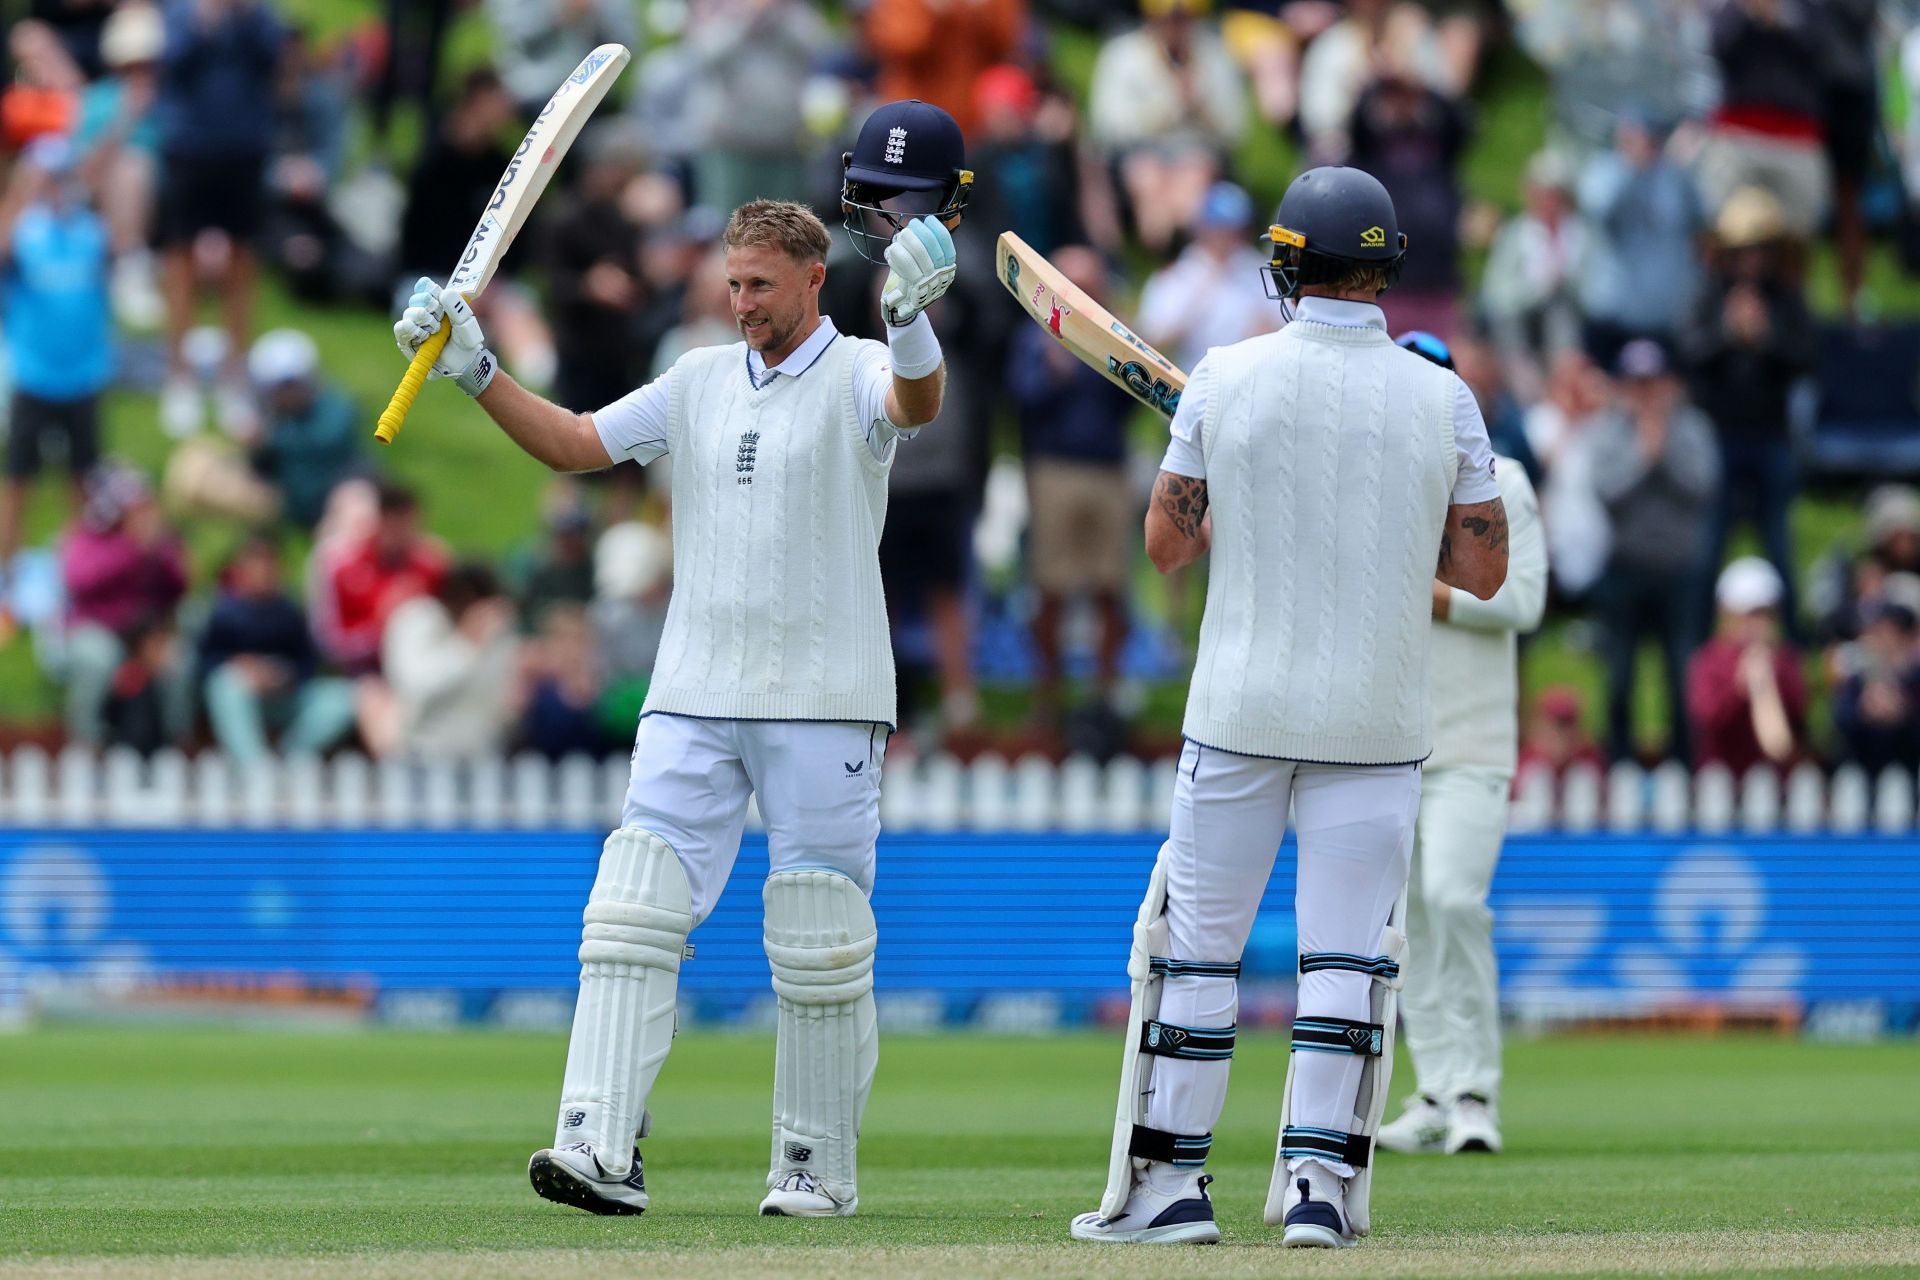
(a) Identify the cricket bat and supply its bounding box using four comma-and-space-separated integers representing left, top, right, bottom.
994, 231, 1188, 418
375, 43, 631, 445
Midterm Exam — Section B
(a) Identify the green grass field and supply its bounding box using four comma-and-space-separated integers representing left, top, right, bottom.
1, 1028, 1916, 1278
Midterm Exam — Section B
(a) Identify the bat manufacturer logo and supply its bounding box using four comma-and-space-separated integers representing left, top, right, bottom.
571, 49, 614, 84
1107, 357, 1182, 416
884, 126, 908, 164
1360, 225, 1387, 248
1047, 296, 1073, 337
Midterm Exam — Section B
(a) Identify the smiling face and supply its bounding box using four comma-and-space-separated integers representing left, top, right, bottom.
724, 242, 825, 364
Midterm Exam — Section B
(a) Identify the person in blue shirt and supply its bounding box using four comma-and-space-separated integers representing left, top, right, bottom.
0, 135, 114, 582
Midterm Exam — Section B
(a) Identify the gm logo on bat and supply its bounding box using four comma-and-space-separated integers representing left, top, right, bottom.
1106, 356, 1181, 415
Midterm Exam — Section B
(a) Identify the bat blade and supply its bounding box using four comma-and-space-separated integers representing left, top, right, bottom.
376, 42, 631, 445
994, 231, 1189, 418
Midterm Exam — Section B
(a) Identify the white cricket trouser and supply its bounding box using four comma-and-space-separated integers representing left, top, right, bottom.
623, 713, 887, 923
1400, 764, 1508, 1102
1145, 740, 1420, 1162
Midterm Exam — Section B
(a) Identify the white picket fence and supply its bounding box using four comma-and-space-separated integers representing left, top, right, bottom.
0, 746, 1912, 833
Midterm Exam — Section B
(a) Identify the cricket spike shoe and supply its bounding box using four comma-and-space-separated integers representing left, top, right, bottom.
1378, 1093, 1452, 1154
527, 1142, 648, 1214
759, 1169, 857, 1217
1280, 1162, 1356, 1248
1070, 1168, 1220, 1245
1445, 1093, 1503, 1154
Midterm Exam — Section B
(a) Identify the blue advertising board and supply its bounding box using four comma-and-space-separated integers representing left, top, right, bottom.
1, 831, 1915, 1030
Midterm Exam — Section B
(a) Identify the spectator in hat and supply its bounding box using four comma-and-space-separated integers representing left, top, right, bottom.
1588, 338, 1721, 763
1686, 185, 1815, 642
1815, 485, 1920, 644
1696, 0, 1831, 250
0, 136, 113, 585
200, 533, 356, 762
1576, 110, 1705, 370
1088, 0, 1249, 252
1007, 246, 1136, 748
152, 0, 286, 440
866, 0, 1026, 140
56, 463, 191, 747
1687, 556, 1807, 775
247, 329, 362, 530
1137, 181, 1284, 371
1833, 591, 1920, 775
73, 1, 166, 331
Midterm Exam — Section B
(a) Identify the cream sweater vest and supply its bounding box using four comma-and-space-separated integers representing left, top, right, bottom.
643, 335, 897, 725
1185, 319, 1458, 764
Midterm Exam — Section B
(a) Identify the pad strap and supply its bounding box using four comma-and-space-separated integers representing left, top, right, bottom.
1299, 951, 1400, 980
1291, 1016, 1384, 1057
1280, 1125, 1371, 1170
1128, 1124, 1212, 1167
1150, 957, 1241, 979
1140, 1019, 1236, 1060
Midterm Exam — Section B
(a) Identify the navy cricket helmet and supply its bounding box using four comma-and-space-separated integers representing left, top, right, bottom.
840, 99, 973, 264
1263, 166, 1408, 301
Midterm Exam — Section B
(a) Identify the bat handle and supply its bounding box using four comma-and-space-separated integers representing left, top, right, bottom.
374, 320, 451, 445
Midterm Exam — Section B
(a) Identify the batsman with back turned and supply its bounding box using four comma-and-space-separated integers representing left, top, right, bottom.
390, 100, 971, 1219
1069, 166, 1509, 1249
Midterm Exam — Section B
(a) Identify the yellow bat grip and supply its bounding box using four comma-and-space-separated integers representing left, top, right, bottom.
374, 319, 451, 445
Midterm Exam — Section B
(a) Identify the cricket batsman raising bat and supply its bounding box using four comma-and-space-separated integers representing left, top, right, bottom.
392, 99, 969, 1219
375, 43, 630, 444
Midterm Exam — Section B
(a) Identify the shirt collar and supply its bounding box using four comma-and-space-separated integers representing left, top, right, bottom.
1294, 296, 1389, 331
746, 317, 839, 387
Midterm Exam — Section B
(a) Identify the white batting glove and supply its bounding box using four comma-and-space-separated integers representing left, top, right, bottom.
881, 216, 958, 327
393, 276, 496, 397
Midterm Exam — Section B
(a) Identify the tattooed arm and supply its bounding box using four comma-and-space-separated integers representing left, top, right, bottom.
1145, 470, 1212, 574
1436, 496, 1509, 600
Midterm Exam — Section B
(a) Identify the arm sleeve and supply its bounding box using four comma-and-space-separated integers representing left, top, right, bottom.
590, 367, 673, 465
853, 340, 916, 462
1447, 464, 1548, 634
1448, 376, 1500, 504
1159, 355, 1211, 478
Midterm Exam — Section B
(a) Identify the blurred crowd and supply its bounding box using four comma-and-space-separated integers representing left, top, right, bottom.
3, 0, 1920, 778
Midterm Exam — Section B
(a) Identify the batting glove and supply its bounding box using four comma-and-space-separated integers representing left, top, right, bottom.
393, 277, 496, 397
881, 216, 958, 327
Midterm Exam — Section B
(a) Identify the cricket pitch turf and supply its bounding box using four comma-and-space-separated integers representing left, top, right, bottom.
2, 1027, 1915, 1278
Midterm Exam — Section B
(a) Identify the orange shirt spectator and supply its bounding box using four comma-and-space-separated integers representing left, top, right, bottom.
867, 0, 1025, 138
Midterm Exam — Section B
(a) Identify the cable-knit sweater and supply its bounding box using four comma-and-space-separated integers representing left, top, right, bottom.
1184, 319, 1458, 764
643, 336, 897, 726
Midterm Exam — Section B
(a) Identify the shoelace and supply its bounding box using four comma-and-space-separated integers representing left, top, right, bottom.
773, 1170, 822, 1195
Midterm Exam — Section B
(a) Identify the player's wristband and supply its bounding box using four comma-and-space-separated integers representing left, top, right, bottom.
885, 312, 942, 380
453, 348, 498, 398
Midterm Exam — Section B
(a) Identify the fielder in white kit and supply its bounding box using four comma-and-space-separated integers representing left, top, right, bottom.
1380, 332, 1549, 1158
390, 101, 973, 1219
1070, 167, 1509, 1249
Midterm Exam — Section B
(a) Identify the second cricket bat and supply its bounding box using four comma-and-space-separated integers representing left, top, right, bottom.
375, 43, 631, 445
995, 231, 1188, 418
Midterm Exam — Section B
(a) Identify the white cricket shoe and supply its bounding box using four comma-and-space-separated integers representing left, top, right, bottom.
1378, 1093, 1452, 1154
1070, 1167, 1220, 1245
1279, 1160, 1355, 1249
1445, 1092, 1502, 1154
759, 1169, 857, 1217
527, 1142, 648, 1214
160, 375, 203, 439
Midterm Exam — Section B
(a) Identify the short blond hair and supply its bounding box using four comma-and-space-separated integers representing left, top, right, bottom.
724, 200, 832, 265
1329, 263, 1394, 296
